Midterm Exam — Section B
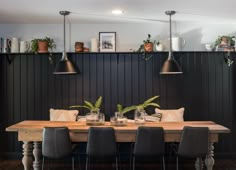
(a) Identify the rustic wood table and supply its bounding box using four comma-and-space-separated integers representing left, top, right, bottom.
6, 121, 230, 170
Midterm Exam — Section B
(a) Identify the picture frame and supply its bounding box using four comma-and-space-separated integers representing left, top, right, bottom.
99, 32, 116, 52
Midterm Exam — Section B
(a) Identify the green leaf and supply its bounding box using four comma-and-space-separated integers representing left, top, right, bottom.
117, 104, 123, 112
84, 101, 94, 109
122, 106, 137, 114
69, 105, 91, 110
144, 103, 160, 108
95, 96, 102, 108
143, 96, 159, 105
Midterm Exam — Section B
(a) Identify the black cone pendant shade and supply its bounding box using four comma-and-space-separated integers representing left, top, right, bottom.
160, 11, 183, 74
53, 11, 79, 75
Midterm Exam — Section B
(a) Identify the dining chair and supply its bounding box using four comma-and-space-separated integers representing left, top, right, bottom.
86, 127, 118, 170
132, 126, 165, 170
42, 127, 75, 170
177, 126, 209, 170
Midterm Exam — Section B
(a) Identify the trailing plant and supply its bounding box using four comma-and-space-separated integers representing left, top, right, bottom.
70, 96, 102, 112
135, 96, 160, 112
31, 37, 56, 53
214, 35, 235, 48
116, 104, 137, 116
137, 34, 159, 61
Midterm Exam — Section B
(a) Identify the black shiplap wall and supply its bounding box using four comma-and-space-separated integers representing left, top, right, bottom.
0, 52, 235, 157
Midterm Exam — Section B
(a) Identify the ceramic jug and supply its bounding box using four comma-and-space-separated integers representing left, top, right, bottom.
171, 37, 186, 51
20, 41, 30, 53
2, 38, 10, 53
9, 37, 19, 53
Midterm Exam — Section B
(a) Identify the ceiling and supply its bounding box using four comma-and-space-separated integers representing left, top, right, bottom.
0, 0, 236, 24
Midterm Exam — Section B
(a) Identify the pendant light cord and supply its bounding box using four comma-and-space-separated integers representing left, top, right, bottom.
169, 13, 172, 58
63, 13, 66, 53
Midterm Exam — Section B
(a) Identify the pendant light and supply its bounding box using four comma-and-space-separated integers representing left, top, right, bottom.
160, 11, 183, 74
53, 11, 79, 75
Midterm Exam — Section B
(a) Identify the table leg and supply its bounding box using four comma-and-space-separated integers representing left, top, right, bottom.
195, 157, 204, 170
33, 141, 42, 170
22, 141, 33, 170
205, 142, 215, 170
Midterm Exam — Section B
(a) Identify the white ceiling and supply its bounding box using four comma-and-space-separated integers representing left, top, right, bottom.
0, 0, 236, 24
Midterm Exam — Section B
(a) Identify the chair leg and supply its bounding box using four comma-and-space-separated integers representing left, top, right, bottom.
132, 156, 135, 170
86, 157, 89, 170
162, 156, 165, 170
42, 157, 44, 170
176, 156, 179, 170
116, 156, 119, 170
72, 157, 74, 170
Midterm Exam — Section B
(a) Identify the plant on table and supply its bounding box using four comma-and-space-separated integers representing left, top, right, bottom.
116, 104, 137, 117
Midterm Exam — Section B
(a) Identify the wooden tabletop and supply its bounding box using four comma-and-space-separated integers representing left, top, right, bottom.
6, 120, 230, 134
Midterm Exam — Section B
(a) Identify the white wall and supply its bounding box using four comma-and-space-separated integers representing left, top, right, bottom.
1, 22, 236, 52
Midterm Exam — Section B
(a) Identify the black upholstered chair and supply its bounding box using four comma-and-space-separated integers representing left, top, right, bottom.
132, 126, 165, 170
42, 127, 75, 170
86, 127, 118, 170
177, 126, 209, 170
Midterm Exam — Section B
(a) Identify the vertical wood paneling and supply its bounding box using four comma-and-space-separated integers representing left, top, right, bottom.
0, 52, 235, 157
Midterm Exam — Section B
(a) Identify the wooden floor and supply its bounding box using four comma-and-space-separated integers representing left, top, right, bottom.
0, 159, 236, 170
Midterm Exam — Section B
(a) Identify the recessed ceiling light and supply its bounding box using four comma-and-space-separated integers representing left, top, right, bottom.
112, 9, 124, 15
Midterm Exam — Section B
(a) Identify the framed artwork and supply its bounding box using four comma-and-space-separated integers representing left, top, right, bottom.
99, 32, 116, 52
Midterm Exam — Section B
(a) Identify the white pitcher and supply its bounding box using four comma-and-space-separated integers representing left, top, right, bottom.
9, 37, 19, 53
171, 37, 186, 51
20, 41, 30, 53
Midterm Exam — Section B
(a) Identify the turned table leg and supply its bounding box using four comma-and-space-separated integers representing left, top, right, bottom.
33, 142, 42, 170
205, 142, 215, 170
22, 141, 33, 170
195, 157, 204, 170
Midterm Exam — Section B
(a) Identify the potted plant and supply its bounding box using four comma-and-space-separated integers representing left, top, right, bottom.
214, 35, 235, 51
70, 96, 104, 125
31, 37, 56, 53
137, 34, 159, 60
110, 104, 137, 126
134, 96, 160, 124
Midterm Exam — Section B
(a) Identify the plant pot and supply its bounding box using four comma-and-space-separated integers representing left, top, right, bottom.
37, 41, 49, 53
110, 112, 128, 126
144, 42, 153, 52
134, 109, 146, 124
86, 111, 105, 126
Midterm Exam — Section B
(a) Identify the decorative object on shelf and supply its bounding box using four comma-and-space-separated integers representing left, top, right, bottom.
171, 36, 186, 51
31, 37, 56, 53
160, 10, 183, 74
20, 41, 30, 53
70, 96, 105, 125
9, 37, 19, 53
214, 35, 235, 51
134, 96, 160, 124
1, 38, 11, 53
75, 42, 84, 52
205, 43, 213, 51
91, 38, 98, 52
99, 32, 116, 52
224, 51, 234, 67
137, 34, 160, 60
53, 11, 79, 75
155, 43, 164, 51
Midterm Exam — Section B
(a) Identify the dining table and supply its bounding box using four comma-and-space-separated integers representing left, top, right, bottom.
6, 120, 230, 170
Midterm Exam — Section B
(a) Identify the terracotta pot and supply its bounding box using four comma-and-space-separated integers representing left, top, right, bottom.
37, 41, 48, 53
75, 42, 84, 52
144, 42, 153, 52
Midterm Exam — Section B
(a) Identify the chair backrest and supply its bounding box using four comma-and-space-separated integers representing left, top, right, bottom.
178, 126, 209, 158
133, 126, 165, 157
42, 127, 72, 159
86, 127, 117, 157
49, 109, 78, 121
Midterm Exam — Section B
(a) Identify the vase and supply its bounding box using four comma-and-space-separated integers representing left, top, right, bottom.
37, 41, 48, 53
110, 112, 128, 126
86, 109, 105, 126
134, 109, 146, 124
144, 42, 153, 52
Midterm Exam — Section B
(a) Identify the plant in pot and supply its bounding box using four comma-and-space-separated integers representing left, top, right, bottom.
70, 96, 104, 125
137, 34, 159, 60
111, 104, 137, 126
134, 96, 160, 124
31, 37, 56, 53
